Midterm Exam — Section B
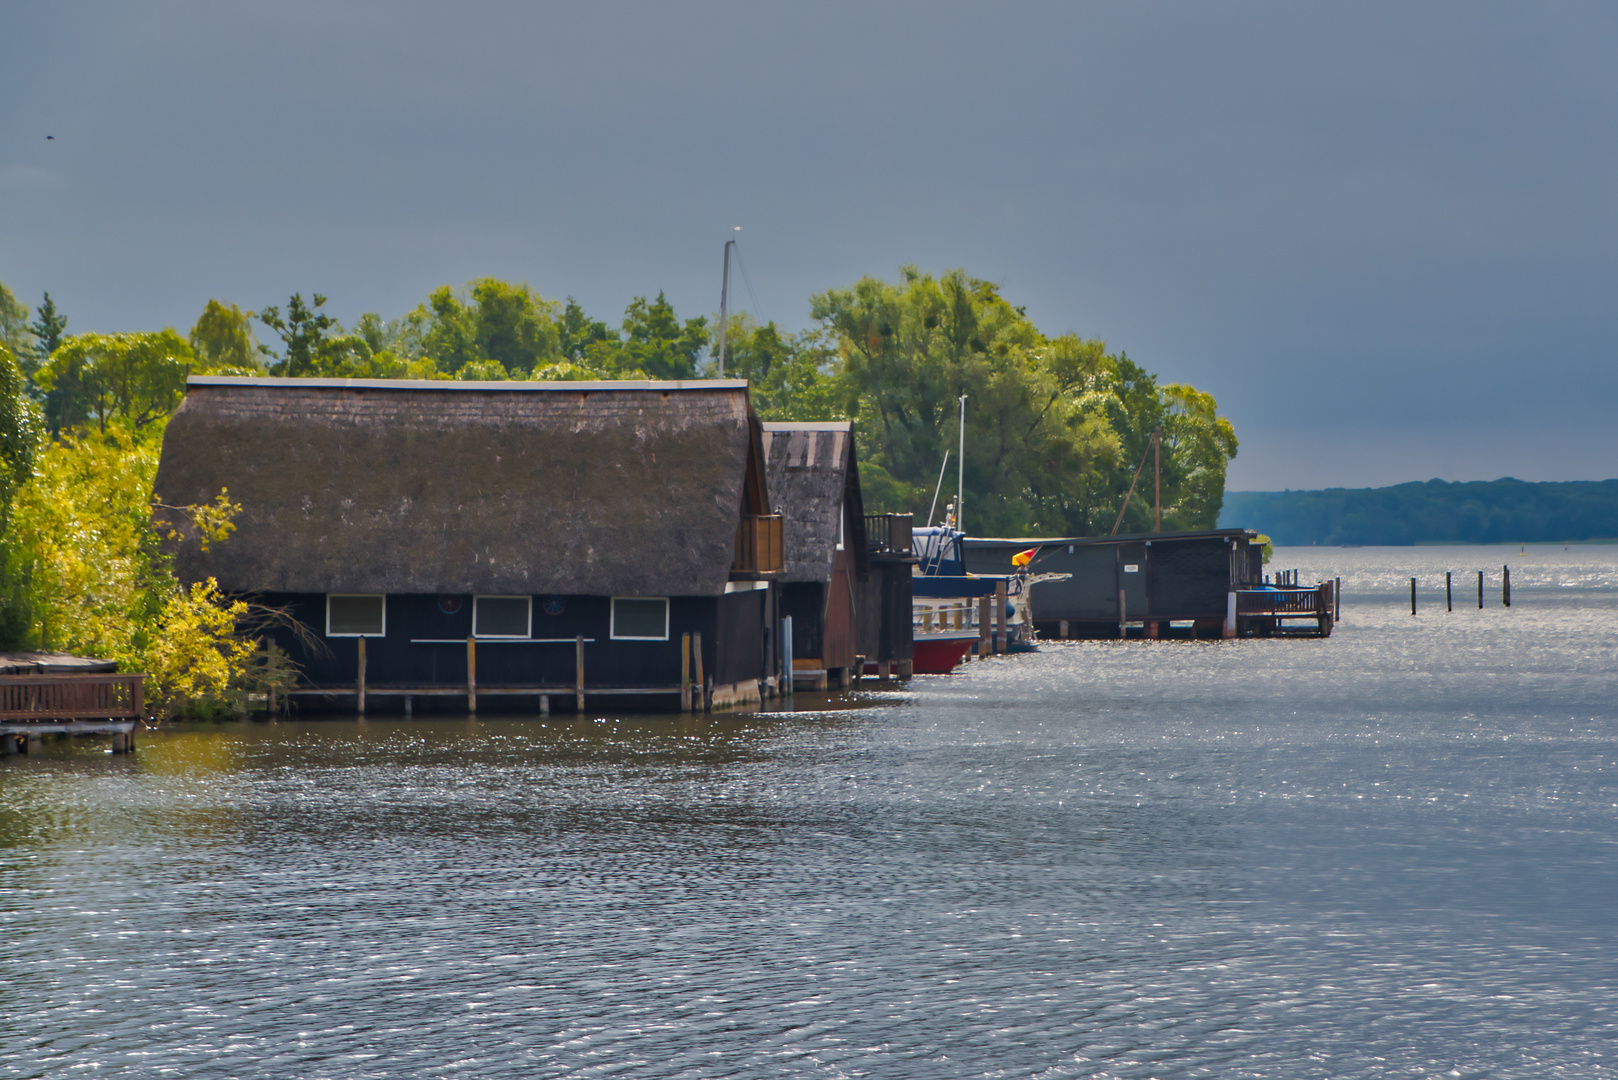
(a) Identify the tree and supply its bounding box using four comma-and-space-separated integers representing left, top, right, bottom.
0, 343, 40, 526
190, 299, 263, 373
619, 292, 708, 380
560, 297, 616, 362
258, 293, 339, 376
0, 282, 33, 379
809, 266, 1235, 535
37, 330, 194, 434
30, 292, 68, 371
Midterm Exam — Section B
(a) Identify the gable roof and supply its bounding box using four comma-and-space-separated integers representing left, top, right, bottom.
762, 421, 866, 583
155, 377, 767, 596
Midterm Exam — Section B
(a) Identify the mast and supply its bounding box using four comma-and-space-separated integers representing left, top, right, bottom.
957, 394, 967, 535
1153, 428, 1161, 532
716, 227, 740, 377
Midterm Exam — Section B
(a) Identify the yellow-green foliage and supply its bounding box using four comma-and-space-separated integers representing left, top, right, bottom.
0, 423, 253, 717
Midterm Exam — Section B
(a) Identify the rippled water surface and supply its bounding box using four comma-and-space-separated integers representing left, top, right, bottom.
3, 545, 1616, 1078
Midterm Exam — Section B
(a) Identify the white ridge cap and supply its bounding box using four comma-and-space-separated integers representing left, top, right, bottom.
186, 375, 751, 391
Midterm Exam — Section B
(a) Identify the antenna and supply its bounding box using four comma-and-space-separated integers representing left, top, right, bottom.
956, 394, 967, 535
927, 451, 950, 526
717, 227, 740, 377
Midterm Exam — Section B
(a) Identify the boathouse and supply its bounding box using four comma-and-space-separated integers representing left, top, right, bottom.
964, 528, 1328, 638
153, 376, 785, 712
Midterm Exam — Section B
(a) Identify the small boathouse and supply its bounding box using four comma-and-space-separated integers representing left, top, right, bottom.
153, 376, 786, 712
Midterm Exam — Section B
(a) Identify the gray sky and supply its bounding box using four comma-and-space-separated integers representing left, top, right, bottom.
3, 1, 1614, 489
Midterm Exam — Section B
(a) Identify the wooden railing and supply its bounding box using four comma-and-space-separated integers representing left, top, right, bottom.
0, 673, 146, 722
732, 514, 784, 574
1237, 586, 1325, 616
865, 512, 914, 555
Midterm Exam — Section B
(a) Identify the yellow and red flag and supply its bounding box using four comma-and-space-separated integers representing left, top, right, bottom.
1011, 547, 1038, 567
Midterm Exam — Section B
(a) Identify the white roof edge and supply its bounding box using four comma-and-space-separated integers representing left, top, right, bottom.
761, 421, 853, 431
186, 376, 752, 391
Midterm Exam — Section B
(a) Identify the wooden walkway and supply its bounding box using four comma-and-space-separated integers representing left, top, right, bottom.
1235, 582, 1336, 637
1, 672, 147, 755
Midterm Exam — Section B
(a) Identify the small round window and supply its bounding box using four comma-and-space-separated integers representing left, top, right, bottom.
438, 595, 464, 615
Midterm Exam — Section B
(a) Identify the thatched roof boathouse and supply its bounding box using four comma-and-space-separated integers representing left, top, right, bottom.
763, 422, 914, 686
155, 376, 786, 712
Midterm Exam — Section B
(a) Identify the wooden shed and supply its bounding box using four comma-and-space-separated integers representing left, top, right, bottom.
154, 376, 785, 712
964, 528, 1266, 639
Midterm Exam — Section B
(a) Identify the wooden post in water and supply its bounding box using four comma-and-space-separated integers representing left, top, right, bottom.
1478, 570, 1484, 609
978, 596, 991, 657
994, 580, 1008, 654
575, 635, 585, 713
693, 632, 706, 711
1059, 619, 1069, 639
466, 636, 476, 714
357, 637, 367, 716
1503, 565, 1511, 607
1119, 589, 1127, 639
680, 633, 692, 712
1335, 577, 1342, 622
1410, 578, 1417, 615
1446, 572, 1452, 612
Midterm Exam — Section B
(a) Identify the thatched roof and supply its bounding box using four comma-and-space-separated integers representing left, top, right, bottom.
155, 377, 769, 596
762, 422, 866, 583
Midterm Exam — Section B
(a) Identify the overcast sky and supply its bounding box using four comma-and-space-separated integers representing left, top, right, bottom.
3, 2, 1614, 489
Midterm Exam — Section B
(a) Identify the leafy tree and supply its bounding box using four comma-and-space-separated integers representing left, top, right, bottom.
809, 266, 1235, 535
620, 292, 708, 380
37, 330, 194, 434
29, 292, 68, 367
190, 299, 263, 373
716, 315, 844, 421
0, 343, 40, 525
0, 282, 33, 379
560, 297, 617, 362
258, 293, 339, 376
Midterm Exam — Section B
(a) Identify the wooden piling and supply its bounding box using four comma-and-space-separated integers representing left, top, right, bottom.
1335, 577, 1342, 622
1118, 589, 1127, 639
1410, 577, 1417, 615
1503, 565, 1511, 607
978, 596, 992, 657
1059, 619, 1069, 639
357, 637, 367, 716
1478, 570, 1484, 609
575, 635, 585, 713
1446, 571, 1453, 612
466, 636, 476, 714
693, 632, 705, 711
539, 694, 549, 716
680, 633, 692, 712
994, 580, 1008, 654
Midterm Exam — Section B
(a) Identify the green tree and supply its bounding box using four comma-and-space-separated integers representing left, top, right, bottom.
0, 282, 33, 378
37, 330, 195, 434
809, 267, 1234, 535
29, 292, 67, 373
0, 343, 39, 524
620, 292, 708, 380
258, 293, 339, 376
560, 297, 617, 362
190, 299, 263, 373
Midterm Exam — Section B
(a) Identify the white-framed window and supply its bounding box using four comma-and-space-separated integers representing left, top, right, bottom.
836, 503, 845, 550
610, 597, 669, 641
474, 595, 532, 638
327, 594, 386, 637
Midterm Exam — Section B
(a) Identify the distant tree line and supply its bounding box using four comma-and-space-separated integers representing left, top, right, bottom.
2, 269, 1239, 539
1221, 479, 1618, 545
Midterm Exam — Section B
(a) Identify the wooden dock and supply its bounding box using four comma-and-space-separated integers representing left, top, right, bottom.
1234, 581, 1335, 637
1, 671, 147, 755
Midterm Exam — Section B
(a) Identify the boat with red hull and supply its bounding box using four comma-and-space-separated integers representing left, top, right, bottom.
868, 630, 979, 676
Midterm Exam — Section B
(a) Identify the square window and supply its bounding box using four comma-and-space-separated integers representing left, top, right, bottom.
610, 597, 668, 640
327, 594, 385, 637
474, 595, 531, 638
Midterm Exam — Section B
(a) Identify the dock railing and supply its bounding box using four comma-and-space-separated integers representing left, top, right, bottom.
1236, 582, 1334, 636
0, 673, 146, 723
865, 513, 914, 555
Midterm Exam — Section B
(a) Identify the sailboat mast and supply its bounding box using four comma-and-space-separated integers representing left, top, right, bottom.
957, 394, 967, 535
717, 237, 735, 377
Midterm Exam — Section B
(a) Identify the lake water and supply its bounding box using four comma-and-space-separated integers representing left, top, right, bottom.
3, 545, 1615, 1078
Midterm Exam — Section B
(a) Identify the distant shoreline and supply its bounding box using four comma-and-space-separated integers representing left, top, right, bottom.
1221, 478, 1618, 546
